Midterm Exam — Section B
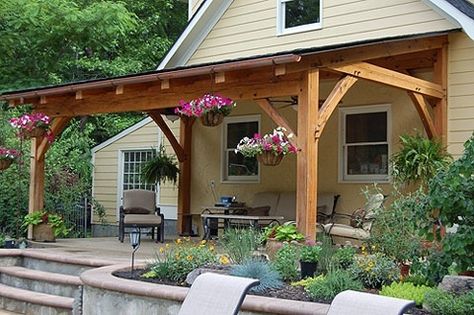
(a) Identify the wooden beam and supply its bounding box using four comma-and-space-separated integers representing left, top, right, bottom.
75, 91, 83, 100
40, 96, 47, 105
296, 69, 319, 241
328, 62, 444, 99
274, 65, 286, 76
116, 85, 124, 95
37, 117, 72, 160
28, 138, 45, 239
148, 111, 186, 162
161, 79, 170, 90
33, 72, 303, 117
407, 92, 438, 139
177, 117, 194, 235
254, 98, 298, 145
317, 75, 358, 138
433, 46, 448, 144
215, 72, 225, 84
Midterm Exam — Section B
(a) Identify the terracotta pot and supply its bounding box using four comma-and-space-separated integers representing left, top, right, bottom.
200, 111, 224, 127
300, 261, 318, 279
33, 223, 55, 242
400, 263, 410, 278
257, 152, 284, 166
265, 238, 284, 260
0, 159, 13, 171
23, 127, 46, 139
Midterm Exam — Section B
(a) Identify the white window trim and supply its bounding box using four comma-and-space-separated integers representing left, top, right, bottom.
338, 104, 391, 183
276, 0, 323, 36
221, 115, 261, 183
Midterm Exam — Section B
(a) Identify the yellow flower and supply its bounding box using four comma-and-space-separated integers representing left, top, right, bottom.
159, 247, 165, 253
209, 245, 215, 252
187, 255, 193, 261
175, 254, 181, 260
200, 240, 207, 245
165, 243, 170, 248
176, 239, 182, 244
219, 255, 230, 265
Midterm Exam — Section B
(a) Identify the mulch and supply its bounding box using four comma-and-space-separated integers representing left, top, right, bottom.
113, 268, 431, 314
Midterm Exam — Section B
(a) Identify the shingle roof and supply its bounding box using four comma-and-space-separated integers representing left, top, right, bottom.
446, 0, 474, 19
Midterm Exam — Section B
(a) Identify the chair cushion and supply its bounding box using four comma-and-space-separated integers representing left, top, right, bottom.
123, 189, 155, 212
323, 223, 370, 239
124, 214, 162, 225
246, 206, 270, 216
124, 207, 151, 215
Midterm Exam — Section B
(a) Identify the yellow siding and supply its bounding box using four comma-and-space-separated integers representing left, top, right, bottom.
448, 33, 474, 157
188, 0, 455, 64
190, 0, 205, 17
92, 118, 180, 224
188, 80, 426, 231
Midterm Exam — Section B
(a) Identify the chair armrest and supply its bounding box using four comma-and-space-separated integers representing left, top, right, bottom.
155, 206, 161, 215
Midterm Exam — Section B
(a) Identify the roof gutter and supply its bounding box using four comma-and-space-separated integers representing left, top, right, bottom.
1, 54, 301, 101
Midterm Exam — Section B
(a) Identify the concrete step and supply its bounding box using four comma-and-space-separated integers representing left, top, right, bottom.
0, 283, 73, 315
0, 266, 81, 299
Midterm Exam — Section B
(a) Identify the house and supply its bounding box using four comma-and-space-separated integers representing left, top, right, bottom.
91, 117, 180, 236
1, 0, 473, 240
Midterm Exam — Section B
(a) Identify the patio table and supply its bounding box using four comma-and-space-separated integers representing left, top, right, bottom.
201, 213, 284, 240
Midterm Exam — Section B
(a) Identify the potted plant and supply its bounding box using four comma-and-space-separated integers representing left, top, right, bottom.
300, 244, 322, 278
235, 127, 298, 166
22, 211, 69, 242
175, 93, 236, 127
141, 146, 179, 185
0, 147, 20, 171
9, 112, 54, 141
263, 222, 305, 259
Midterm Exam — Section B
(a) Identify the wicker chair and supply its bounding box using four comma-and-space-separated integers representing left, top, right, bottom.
118, 189, 164, 243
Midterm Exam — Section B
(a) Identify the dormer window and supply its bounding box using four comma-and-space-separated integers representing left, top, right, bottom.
277, 0, 322, 35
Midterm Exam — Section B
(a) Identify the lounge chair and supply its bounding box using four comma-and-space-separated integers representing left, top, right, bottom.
326, 290, 415, 315
178, 273, 259, 315
118, 189, 164, 243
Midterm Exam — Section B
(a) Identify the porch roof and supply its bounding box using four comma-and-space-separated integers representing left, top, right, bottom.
0, 31, 449, 102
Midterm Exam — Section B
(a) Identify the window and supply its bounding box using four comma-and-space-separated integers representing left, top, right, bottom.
122, 150, 155, 191
277, 0, 322, 35
339, 105, 391, 182
222, 115, 260, 182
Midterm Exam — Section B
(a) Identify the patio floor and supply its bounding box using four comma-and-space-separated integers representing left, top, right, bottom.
28, 235, 202, 263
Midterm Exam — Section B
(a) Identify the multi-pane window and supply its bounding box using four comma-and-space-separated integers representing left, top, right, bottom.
277, 0, 322, 34
223, 116, 260, 182
340, 105, 390, 182
122, 150, 155, 191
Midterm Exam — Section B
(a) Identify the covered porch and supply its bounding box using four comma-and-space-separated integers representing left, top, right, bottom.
1, 33, 448, 240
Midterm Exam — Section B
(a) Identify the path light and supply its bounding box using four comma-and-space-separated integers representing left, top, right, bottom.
130, 227, 141, 277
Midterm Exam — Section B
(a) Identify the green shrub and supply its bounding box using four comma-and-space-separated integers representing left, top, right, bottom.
300, 245, 322, 263
380, 281, 436, 306
148, 239, 217, 282
332, 246, 357, 269
306, 269, 363, 302
0, 233, 5, 248
220, 228, 262, 264
317, 233, 336, 273
231, 259, 283, 293
272, 243, 299, 281
350, 253, 399, 289
424, 289, 474, 315
264, 222, 305, 242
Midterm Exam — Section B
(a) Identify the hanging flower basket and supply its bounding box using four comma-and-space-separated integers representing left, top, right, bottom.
200, 110, 225, 127
0, 159, 13, 171
175, 93, 235, 127
9, 112, 54, 142
0, 147, 20, 171
257, 151, 284, 166
235, 127, 298, 166
23, 127, 47, 139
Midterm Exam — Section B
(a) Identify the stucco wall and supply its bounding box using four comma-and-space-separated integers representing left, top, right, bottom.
188, 79, 425, 223
92, 118, 180, 224
188, 0, 455, 65
448, 32, 474, 157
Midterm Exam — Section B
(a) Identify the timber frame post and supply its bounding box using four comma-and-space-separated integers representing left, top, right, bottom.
28, 138, 45, 239
177, 116, 194, 235
433, 45, 448, 144
296, 69, 320, 240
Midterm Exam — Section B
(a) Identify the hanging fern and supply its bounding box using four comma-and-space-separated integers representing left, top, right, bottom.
141, 146, 179, 185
